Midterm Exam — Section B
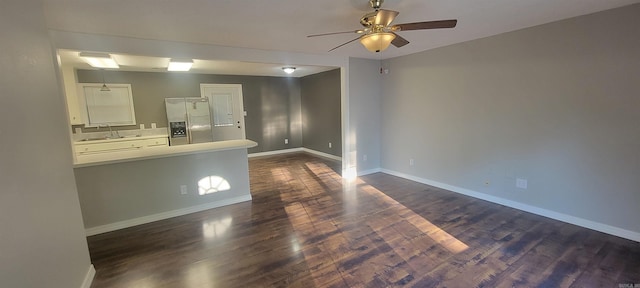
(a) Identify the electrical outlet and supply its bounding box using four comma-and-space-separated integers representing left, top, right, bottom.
409, 158, 414, 166
516, 178, 528, 189
284, 138, 289, 144
363, 154, 368, 161
328, 142, 332, 148
180, 185, 188, 195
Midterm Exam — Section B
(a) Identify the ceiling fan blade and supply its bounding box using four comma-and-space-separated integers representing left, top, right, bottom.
392, 19, 457, 31
374, 9, 399, 26
308, 30, 363, 37
328, 37, 361, 52
391, 33, 409, 48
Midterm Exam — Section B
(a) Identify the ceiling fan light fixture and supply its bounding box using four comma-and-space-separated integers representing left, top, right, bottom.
282, 67, 296, 74
360, 32, 396, 53
79, 52, 120, 69
168, 59, 193, 71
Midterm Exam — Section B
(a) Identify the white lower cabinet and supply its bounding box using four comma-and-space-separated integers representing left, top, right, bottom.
74, 136, 168, 156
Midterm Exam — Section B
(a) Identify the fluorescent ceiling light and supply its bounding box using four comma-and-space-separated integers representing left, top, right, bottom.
168, 59, 193, 71
79, 52, 119, 69
282, 67, 296, 74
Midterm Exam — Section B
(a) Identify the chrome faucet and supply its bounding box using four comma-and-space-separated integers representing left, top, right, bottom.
98, 123, 120, 138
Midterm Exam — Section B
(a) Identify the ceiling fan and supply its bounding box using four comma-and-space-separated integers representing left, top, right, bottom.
308, 0, 457, 53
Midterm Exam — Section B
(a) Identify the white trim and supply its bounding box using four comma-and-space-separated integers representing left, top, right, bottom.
358, 168, 382, 176
248, 147, 342, 162
248, 148, 303, 158
302, 148, 342, 162
85, 194, 252, 236
80, 264, 95, 288
380, 169, 640, 242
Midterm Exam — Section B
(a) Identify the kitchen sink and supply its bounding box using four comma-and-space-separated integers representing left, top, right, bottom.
78, 137, 111, 142
78, 135, 142, 142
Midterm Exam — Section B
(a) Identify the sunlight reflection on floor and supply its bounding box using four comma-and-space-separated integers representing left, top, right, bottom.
277, 159, 469, 286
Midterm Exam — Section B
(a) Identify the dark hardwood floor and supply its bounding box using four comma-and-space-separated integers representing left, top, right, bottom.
88, 153, 640, 287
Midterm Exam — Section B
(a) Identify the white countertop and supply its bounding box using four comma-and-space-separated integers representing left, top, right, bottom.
74, 139, 258, 168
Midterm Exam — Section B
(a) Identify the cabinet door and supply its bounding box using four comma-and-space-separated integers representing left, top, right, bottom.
75, 140, 144, 155
144, 137, 168, 147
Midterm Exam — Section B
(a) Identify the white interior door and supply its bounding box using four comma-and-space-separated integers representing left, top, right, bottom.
200, 84, 246, 141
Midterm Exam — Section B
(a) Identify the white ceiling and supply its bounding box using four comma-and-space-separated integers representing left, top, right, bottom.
45, 0, 639, 76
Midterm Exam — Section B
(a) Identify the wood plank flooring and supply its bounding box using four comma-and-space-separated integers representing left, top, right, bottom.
88, 153, 640, 287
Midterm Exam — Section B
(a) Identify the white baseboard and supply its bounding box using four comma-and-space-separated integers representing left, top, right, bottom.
301, 148, 342, 162
80, 264, 95, 288
85, 194, 252, 236
248, 148, 303, 158
358, 168, 382, 176
380, 169, 640, 242
248, 147, 342, 162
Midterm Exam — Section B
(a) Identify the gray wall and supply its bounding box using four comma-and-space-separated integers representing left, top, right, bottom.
77, 70, 302, 154
0, 0, 92, 287
301, 69, 342, 157
349, 58, 382, 173
380, 4, 640, 234
75, 149, 251, 228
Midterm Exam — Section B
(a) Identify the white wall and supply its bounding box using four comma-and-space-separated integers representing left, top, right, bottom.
349, 58, 383, 174
0, 1, 93, 287
380, 4, 640, 240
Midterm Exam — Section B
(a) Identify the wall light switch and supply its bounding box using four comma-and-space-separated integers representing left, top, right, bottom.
284, 138, 289, 144
328, 142, 332, 148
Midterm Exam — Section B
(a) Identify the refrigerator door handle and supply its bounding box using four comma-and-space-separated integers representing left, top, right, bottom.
186, 113, 192, 144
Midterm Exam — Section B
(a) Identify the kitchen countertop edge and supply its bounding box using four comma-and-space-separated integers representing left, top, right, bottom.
73, 139, 258, 168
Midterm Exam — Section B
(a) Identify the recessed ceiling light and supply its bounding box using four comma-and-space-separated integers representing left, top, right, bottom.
79, 52, 119, 69
168, 59, 193, 71
282, 67, 296, 74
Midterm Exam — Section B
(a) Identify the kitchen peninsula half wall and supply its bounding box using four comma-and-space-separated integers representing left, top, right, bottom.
75, 140, 257, 236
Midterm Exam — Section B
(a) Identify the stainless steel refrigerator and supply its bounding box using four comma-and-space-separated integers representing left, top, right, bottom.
165, 97, 213, 146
